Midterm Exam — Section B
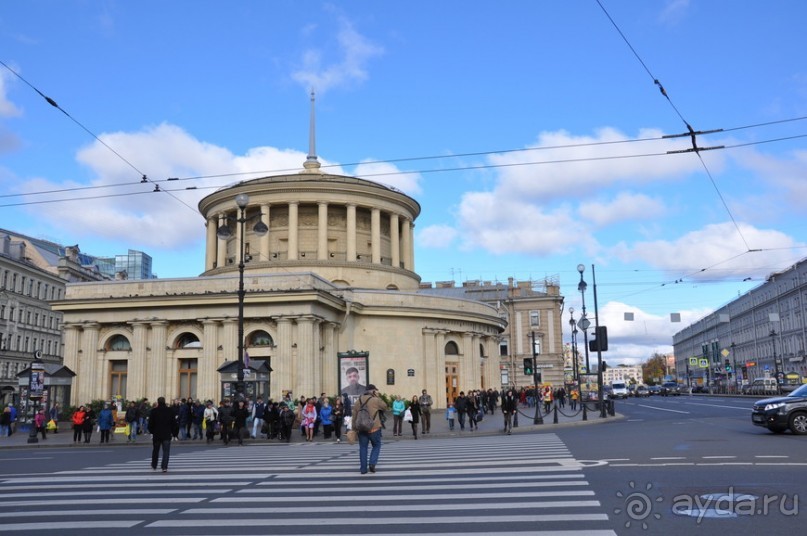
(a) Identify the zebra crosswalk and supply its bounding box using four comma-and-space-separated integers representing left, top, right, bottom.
0, 433, 617, 535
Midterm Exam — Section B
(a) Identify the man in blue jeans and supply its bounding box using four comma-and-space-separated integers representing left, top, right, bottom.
352, 384, 388, 474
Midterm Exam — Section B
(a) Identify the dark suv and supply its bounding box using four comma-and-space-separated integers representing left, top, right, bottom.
660, 381, 681, 396
751, 383, 807, 434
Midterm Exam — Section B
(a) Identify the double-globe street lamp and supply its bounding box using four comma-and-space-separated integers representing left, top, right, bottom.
569, 307, 586, 421
217, 193, 268, 400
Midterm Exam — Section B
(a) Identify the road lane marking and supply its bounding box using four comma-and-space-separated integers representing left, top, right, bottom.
637, 404, 690, 414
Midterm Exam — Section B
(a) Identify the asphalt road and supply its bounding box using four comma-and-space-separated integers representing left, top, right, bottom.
1, 396, 804, 535
556, 394, 806, 535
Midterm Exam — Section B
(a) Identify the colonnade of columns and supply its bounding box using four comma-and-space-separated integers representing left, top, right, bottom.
63, 315, 344, 406
205, 202, 415, 272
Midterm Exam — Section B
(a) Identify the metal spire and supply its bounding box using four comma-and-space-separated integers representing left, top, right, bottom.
303, 90, 322, 173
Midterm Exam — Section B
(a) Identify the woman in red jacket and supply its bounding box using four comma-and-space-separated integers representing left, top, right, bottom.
71, 406, 86, 443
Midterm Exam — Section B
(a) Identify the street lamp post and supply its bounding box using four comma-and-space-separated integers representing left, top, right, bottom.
577, 265, 590, 373
569, 307, 586, 420
27, 350, 45, 444
730, 342, 738, 394
770, 329, 782, 395
591, 264, 606, 418
217, 193, 268, 400
531, 331, 543, 425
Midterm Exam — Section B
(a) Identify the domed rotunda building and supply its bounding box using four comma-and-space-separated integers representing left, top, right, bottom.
55, 109, 506, 406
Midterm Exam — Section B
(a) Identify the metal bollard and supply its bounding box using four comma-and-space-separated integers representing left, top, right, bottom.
553, 404, 558, 424
609, 399, 616, 416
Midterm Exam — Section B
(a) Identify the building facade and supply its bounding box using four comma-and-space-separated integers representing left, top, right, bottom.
0, 231, 108, 409
54, 146, 510, 407
601, 365, 643, 385
420, 278, 565, 390
673, 258, 807, 390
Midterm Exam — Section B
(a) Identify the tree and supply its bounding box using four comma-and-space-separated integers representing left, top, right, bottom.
642, 353, 667, 384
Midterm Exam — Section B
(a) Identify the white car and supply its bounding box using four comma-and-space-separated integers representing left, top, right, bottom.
610, 382, 630, 399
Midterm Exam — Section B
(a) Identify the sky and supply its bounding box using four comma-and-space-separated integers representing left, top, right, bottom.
2, 1, 806, 366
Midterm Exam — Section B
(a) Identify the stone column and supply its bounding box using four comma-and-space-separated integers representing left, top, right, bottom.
288, 202, 299, 260
463, 333, 475, 390
401, 218, 412, 271
130, 322, 150, 398
296, 317, 315, 396
371, 207, 381, 264
216, 214, 227, 269
318, 202, 328, 260
205, 217, 217, 271
390, 213, 400, 269
260, 204, 270, 263
202, 320, 219, 401
149, 322, 168, 400
63, 325, 82, 405
275, 318, 294, 396
408, 221, 416, 272
434, 330, 447, 402
321, 322, 338, 395
471, 334, 482, 390
81, 323, 100, 404
346, 204, 357, 262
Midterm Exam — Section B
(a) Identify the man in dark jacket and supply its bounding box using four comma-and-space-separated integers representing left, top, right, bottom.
150, 397, 178, 473
501, 389, 518, 435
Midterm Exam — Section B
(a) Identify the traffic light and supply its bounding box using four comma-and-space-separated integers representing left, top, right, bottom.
724, 359, 732, 372
589, 326, 609, 352
523, 358, 533, 375
601, 361, 608, 372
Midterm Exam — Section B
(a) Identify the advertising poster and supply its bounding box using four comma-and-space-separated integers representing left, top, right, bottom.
338, 351, 369, 404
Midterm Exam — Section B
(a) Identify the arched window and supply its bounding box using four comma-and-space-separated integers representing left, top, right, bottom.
479, 343, 486, 358
385, 284, 399, 290
445, 341, 459, 355
248, 330, 274, 347
176, 332, 202, 349
106, 335, 131, 351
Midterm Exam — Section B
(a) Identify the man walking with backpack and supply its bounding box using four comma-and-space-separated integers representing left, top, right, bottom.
351, 384, 388, 475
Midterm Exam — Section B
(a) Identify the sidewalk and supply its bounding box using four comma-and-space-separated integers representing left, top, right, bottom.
0, 403, 620, 449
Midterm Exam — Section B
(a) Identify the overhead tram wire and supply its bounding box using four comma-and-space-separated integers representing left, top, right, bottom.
594, 0, 755, 262
0, 60, 200, 216
3, 127, 807, 209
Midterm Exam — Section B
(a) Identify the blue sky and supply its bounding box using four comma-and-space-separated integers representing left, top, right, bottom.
2, 1, 806, 364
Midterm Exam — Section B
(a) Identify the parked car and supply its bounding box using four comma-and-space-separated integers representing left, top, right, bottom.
647, 385, 662, 395
751, 383, 807, 434
660, 382, 681, 396
634, 385, 650, 397
745, 378, 779, 396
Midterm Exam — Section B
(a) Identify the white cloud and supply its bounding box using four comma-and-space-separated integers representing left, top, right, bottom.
353, 160, 423, 195
20, 123, 329, 250
291, 17, 384, 94
418, 224, 458, 248
488, 127, 708, 201
455, 191, 596, 255
0, 69, 22, 118
579, 192, 667, 226
613, 222, 802, 279
582, 300, 710, 365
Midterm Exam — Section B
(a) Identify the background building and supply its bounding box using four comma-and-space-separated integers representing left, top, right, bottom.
673, 257, 807, 391
0, 230, 108, 409
420, 277, 565, 389
601, 364, 643, 385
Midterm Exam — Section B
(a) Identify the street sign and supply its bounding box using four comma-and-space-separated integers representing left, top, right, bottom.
699, 358, 708, 368
534, 364, 554, 369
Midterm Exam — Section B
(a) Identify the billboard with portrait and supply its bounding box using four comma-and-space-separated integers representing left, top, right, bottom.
338, 351, 369, 405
